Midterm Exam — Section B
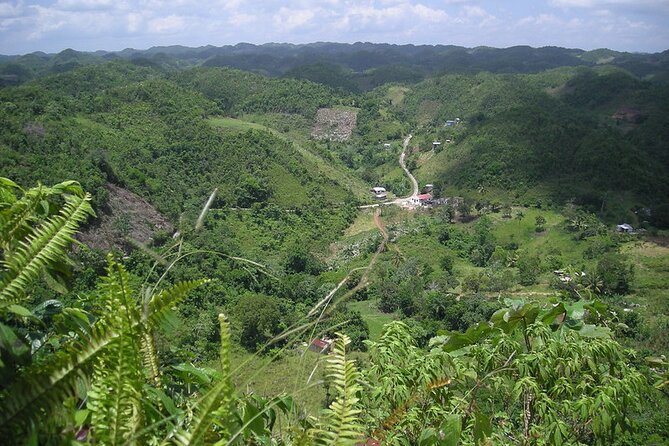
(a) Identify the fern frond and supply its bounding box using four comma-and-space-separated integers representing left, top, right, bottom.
0, 180, 87, 252
141, 330, 162, 387
88, 330, 144, 445
175, 314, 234, 446
139, 279, 209, 388
0, 185, 46, 251
313, 334, 363, 446
147, 279, 210, 328
87, 256, 144, 445
0, 322, 119, 434
0, 193, 94, 305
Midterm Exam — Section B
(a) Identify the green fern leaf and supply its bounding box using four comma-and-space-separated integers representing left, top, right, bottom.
0, 322, 120, 434
313, 333, 363, 446
87, 257, 144, 445
147, 279, 210, 328
1, 193, 94, 305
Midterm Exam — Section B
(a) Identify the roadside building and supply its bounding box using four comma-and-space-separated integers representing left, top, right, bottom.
410, 193, 433, 206
371, 186, 387, 200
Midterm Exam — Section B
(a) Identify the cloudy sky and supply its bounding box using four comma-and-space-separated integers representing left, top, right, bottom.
1, 0, 668, 55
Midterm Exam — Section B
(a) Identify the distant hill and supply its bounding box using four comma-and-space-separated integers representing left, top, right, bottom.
3, 43, 668, 89
1, 47, 668, 226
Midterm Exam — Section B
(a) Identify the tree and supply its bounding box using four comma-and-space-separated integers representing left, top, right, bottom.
517, 252, 542, 285
362, 300, 649, 446
232, 293, 283, 350
325, 308, 370, 351
596, 253, 634, 295
535, 214, 546, 232
439, 253, 454, 272
437, 226, 451, 244
439, 204, 455, 223
456, 200, 472, 221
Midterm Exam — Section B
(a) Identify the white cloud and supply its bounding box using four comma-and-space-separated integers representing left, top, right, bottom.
0, 0, 666, 54
0, 2, 24, 18
273, 7, 317, 31
228, 12, 255, 27
147, 14, 186, 34
126, 12, 142, 33
549, 0, 669, 14
55, 0, 115, 11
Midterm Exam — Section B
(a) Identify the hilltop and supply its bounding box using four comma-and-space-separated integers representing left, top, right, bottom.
3, 42, 669, 90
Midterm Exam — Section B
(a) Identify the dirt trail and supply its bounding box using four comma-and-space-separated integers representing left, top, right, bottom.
373, 208, 388, 240
347, 208, 388, 292
308, 208, 388, 317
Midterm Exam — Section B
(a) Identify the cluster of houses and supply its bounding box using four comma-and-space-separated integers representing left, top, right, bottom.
553, 270, 586, 283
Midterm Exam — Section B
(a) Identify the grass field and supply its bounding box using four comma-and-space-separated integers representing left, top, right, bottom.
348, 299, 399, 341
230, 347, 327, 415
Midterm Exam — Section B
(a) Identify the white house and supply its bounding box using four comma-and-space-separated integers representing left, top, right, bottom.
410, 193, 433, 206
616, 223, 634, 233
371, 186, 387, 200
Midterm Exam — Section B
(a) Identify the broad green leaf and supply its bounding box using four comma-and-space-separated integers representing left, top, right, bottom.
0, 322, 30, 359
74, 409, 89, 426
418, 427, 437, 446
473, 412, 491, 445
540, 303, 566, 326
566, 301, 587, 320
439, 414, 461, 446
172, 363, 213, 385
7, 304, 34, 318
578, 324, 611, 338
243, 400, 265, 438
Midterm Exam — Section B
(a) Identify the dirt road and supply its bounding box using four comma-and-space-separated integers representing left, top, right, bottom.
359, 134, 419, 210
398, 134, 418, 198
308, 208, 388, 317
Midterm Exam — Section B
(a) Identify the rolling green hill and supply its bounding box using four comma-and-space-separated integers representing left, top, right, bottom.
0, 62, 360, 221
396, 67, 669, 224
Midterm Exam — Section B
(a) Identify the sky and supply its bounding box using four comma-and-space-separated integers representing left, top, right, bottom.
0, 0, 668, 55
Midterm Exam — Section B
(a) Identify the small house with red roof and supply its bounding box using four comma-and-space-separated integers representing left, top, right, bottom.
309, 338, 333, 354
410, 193, 433, 206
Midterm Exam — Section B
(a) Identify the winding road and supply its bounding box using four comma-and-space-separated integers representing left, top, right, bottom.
398, 134, 419, 199
359, 133, 420, 209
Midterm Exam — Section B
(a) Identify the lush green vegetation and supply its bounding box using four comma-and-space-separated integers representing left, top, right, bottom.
398, 69, 669, 224
1, 45, 669, 444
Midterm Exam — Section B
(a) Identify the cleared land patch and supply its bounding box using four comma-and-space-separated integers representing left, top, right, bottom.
311, 107, 357, 142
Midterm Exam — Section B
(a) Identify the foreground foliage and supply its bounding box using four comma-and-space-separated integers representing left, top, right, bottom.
0, 177, 664, 443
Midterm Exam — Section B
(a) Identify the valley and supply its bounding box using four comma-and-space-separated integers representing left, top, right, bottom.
1, 43, 668, 445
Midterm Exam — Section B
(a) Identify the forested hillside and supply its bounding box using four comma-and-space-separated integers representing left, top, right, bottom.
1, 46, 669, 445
392, 67, 669, 225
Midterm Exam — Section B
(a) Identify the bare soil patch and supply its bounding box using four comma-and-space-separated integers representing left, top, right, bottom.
78, 183, 173, 252
311, 108, 357, 142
